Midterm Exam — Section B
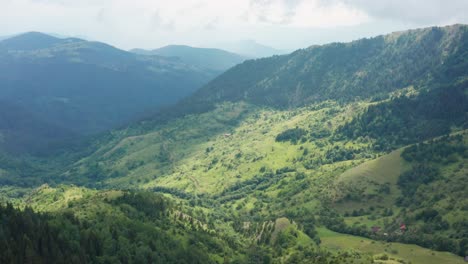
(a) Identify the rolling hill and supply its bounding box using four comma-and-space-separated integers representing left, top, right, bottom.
131, 45, 248, 72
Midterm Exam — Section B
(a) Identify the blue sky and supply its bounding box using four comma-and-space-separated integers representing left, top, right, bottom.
2, 0, 468, 51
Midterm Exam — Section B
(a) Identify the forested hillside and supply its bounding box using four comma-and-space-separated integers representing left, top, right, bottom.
1, 25, 467, 264
190, 24, 468, 107
0, 189, 239, 263
0, 32, 216, 154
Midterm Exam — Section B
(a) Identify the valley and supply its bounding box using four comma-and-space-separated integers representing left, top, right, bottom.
0, 24, 467, 263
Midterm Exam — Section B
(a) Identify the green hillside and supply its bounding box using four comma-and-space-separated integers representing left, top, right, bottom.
1, 25, 467, 263
318, 228, 466, 264
333, 133, 468, 255
57, 89, 466, 261
191, 25, 468, 108
3, 185, 394, 264
2, 186, 246, 263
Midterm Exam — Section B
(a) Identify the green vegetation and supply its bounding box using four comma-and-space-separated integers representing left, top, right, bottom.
275, 127, 307, 143
332, 133, 468, 257
1, 189, 240, 263
318, 228, 466, 264
338, 82, 467, 151
1, 25, 467, 263
191, 25, 468, 108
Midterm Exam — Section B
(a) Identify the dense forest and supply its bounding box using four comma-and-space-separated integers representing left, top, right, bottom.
0, 192, 234, 264
337, 81, 468, 151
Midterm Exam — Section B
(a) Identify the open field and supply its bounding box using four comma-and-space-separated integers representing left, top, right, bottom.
318, 227, 466, 264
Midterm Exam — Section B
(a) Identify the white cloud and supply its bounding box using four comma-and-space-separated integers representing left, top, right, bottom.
292, 1, 369, 27
324, 0, 468, 25
0, 0, 467, 50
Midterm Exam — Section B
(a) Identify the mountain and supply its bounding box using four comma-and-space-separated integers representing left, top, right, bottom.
2, 25, 468, 264
221, 39, 288, 58
0, 100, 77, 154
189, 24, 468, 108
131, 45, 248, 72
0, 32, 65, 50
0, 35, 14, 42
0, 32, 217, 154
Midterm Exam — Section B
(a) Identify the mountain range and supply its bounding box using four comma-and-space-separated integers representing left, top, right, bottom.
131, 45, 249, 72
220, 39, 288, 57
0, 25, 467, 264
0, 32, 218, 154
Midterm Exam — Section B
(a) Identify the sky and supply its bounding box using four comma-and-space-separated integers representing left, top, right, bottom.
1, 0, 468, 51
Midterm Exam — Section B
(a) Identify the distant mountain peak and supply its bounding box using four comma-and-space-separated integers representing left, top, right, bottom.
220, 39, 288, 58
16, 31, 58, 39
0, 31, 63, 51
0, 32, 218, 154
130, 45, 248, 71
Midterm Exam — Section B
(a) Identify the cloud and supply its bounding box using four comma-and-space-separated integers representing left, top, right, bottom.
246, 0, 369, 27
248, 0, 302, 24
291, 1, 369, 27
149, 12, 175, 31
320, 0, 468, 25
1, 0, 467, 50
203, 17, 221, 30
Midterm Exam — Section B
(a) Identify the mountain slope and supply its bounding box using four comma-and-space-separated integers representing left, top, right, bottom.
0, 100, 77, 154
331, 132, 468, 256
59, 25, 467, 194
45, 25, 468, 262
189, 24, 468, 108
2, 25, 467, 263
0, 32, 216, 154
131, 45, 248, 72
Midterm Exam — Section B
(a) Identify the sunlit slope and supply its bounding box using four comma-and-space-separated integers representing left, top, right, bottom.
318, 228, 465, 264
64, 101, 372, 193
332, 149, 410, 211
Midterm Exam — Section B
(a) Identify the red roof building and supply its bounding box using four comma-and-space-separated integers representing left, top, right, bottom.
400, 224, 407, 231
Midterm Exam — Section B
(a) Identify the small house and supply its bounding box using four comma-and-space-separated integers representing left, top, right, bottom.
400, 223, 407, 231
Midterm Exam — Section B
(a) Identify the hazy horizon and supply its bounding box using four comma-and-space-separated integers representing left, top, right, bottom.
2, 0, 468, 52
